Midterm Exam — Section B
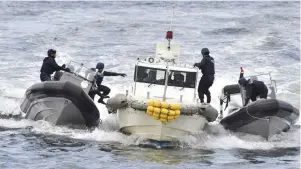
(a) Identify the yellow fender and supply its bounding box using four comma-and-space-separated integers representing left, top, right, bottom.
146, 100, 182, 123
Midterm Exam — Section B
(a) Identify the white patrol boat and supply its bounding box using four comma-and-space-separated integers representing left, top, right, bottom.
106, 30, 218, 142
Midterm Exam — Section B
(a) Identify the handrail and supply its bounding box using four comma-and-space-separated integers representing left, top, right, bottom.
68, 60, 90, 70
271, 80, 277, 93
64, 71, 94, 84
244, 72, 277, 92
243, 72, 272, 78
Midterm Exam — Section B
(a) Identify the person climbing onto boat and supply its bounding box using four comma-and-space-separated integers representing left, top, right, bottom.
89, 62, 127, 105
40, 49, 70, 82
193, 48, 215, 103
238, 77, 268, 106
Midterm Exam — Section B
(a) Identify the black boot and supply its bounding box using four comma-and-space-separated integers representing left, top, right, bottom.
206, 93, 211, 103
98, 97, 106, 105
199, 95, 204, 103
102, 95, 110, 99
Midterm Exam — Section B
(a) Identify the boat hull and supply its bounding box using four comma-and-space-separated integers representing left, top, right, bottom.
117, 107, 207, 141
20, 81, 100, 128
220, 99, 299, 139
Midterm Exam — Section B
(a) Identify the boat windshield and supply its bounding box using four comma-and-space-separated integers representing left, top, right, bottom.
167, 70, 196, 88
67, 60, 95, 81
134, 66, 166, 85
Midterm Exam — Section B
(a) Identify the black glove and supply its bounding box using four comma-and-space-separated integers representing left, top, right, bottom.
61, 64, 66, 69
119, 73, 127, 77
64, 68, 71, 72
193, 63, 197, 68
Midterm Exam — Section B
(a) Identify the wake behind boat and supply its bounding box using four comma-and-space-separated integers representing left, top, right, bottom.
106, 30, 218, 142
20, 61, 101, 128
218, 69, 299, 140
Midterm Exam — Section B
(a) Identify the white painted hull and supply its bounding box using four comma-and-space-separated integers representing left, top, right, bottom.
117, 107, 207, 141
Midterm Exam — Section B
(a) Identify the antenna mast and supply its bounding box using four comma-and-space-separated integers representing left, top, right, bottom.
166, 6, 174, 51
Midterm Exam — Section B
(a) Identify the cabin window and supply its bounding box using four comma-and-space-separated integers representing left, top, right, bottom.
134, 66, 166, 85
168, 70, 196, 88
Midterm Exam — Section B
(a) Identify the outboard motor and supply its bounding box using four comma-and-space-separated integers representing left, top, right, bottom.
53, 71, 63, 81
219, 67, 246, 120
219, 84, 241, 120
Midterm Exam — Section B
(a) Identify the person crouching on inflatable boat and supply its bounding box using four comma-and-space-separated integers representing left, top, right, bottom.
238, 77, 268, 106
89, 62, 127, 105
40, 49, 70, 81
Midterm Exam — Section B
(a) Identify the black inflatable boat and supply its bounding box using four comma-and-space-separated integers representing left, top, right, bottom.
218, 69, 299, 140
219, 98, 299, 139
20, 61, 100, 128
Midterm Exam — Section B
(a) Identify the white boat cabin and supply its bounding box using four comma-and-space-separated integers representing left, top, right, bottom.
130, 33, 200, 103
132, 62, 199, 103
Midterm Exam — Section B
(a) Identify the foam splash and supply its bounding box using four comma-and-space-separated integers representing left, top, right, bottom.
0, 68, 298, 151
178, 123, 299, 150
0, 110, 299, 151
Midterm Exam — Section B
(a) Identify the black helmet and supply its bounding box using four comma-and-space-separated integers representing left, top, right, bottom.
96, 62, 105, 69
201, 48, 210, 56
47, 49, 56, 57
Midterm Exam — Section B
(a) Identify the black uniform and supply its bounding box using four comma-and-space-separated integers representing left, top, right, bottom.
40, 56, 65, 82
239, 78, 268, 106
89, 71, 124, 103
194, 55, 215, 103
